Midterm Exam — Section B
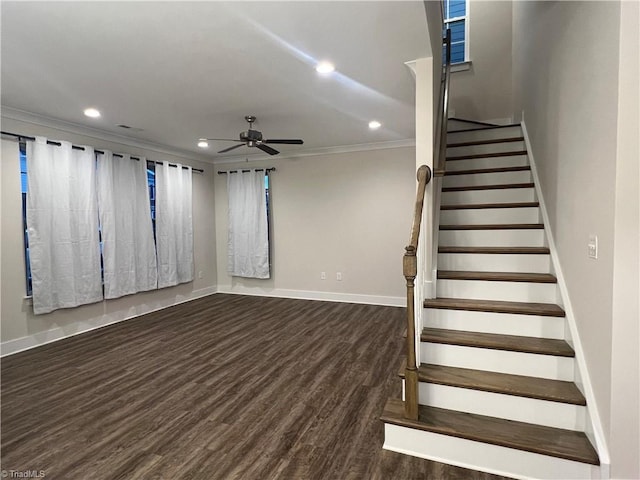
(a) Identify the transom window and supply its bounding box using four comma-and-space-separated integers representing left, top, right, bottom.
443, 0, 468, 64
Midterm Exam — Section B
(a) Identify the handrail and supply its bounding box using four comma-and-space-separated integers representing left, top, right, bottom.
402, 164, 432, 420
434, 29, 452, 177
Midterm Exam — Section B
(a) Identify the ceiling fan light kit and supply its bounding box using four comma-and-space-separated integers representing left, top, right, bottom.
207, 115, 303, 156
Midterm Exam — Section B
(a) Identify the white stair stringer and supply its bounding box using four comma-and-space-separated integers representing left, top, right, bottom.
383, 423, 601, 480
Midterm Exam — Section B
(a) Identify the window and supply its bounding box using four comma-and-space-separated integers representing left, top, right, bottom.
443, 0, 468, 64
20, 149, 158, 297
19, 144, 32, 296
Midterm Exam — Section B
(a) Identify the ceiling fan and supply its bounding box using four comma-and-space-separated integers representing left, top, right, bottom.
206, 115, 304, 155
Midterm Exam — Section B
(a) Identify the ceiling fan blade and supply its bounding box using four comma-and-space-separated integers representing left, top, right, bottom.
256, 144, 280, 155
208, 138, 241, 142
217, 144, 244, 154
264, 139, 304, 145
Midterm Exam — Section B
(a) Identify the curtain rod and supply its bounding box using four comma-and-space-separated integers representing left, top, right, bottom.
1, 130, 204, 173
217, 167, 276, 175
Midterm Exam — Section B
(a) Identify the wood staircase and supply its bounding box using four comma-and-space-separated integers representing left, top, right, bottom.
381, 122, 602, 479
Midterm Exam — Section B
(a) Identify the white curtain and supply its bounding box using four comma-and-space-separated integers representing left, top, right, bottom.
156, 162, 193, 288
96, 152, 158, 299
26, 137, 103, 314
227, 170, 270, 279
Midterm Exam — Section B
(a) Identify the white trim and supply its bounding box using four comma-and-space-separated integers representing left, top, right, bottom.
520, 120, 611, 470
0, 287, 217, 357
1, 107, 213, 164
215, 285, 404, 307
450, 61, 472, 73
213, 139, 415, 165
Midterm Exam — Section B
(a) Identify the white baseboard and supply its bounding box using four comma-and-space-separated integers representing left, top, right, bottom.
215, 285, 405, 307
521, 120, 611, 470
0, 286, 217, 357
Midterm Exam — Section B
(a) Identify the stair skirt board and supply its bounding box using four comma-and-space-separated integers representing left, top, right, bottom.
444, 154, 530, 172
438, 253, 550, 273
440, 206, 540, 225
446, 125, 524, 143
424, 308, 564, 339
404, 380, 586, 431
383, 424, 600, 480
442, 170, 532, 188
420, 343, 574, 381
436, 279, 557, 304
441, 188, 536, 205
439, 229, 546, 247
446, 141, 527, 157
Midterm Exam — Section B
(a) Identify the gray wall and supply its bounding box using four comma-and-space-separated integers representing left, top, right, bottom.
1, 117, 217, 350
215, 147, 416, 302
449, 0, 514, 122
512, 2, 639, 477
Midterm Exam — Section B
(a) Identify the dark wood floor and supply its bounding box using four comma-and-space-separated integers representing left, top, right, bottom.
1, 294, 511, 479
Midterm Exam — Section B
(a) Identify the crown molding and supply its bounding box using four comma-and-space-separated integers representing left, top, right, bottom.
212, 138, 416, 165
1, 106, 214, 164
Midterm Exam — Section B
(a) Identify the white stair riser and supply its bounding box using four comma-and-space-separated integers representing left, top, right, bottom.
438, 253, 550, 273
424, 308, 565, 339
438, 229, 545, 247
421, 343, 574, 381
412, 382, 586, 431
447, 141, 526, 157
447, 126, 523, 143
445, 155, 529, 172
443, 170, 532, 188
436, 279, 557, 303
383, 424, 599, 480
442, 188, 535, 205
440, 207, 540, 225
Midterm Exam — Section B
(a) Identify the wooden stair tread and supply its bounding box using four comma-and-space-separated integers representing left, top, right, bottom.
448, 117, 499, 128
444, 165, 531, 176
421, 328, 574, 357
381, 398, 599, 465
424, 297, 565, 317
438, 270, 557, 283
447, 150, 528, 161
447, 136, 525, 148
397, 360, 586, 405
440, 223, 544, 230
438, 246, 550, 254
447, 123, 522, 134
441, 202, 539, 210
442, 182, 534, 192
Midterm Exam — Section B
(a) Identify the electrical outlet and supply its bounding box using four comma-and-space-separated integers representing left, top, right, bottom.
588, 234, 598, 259
198, 271, 203, 279
320, 272, 326, 280
336, 272, 342, 281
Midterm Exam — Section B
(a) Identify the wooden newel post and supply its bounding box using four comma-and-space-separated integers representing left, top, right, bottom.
403, 245, 419, 420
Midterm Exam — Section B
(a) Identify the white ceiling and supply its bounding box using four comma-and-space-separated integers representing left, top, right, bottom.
1, 1, 431, 161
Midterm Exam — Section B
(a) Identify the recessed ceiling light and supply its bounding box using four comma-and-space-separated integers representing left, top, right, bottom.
197, 139, 209, 148
315, 61, 335, 74
369, 120, 382, 130
83, 108, 101, 118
